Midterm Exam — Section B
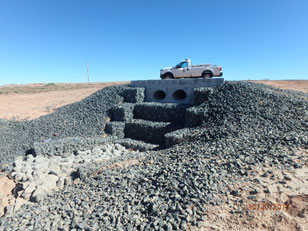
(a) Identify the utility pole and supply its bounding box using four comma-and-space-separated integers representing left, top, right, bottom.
87, 61, 90, 83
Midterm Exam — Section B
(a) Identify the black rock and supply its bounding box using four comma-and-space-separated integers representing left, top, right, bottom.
230, 190, 240, 196
249, 189, 258, 195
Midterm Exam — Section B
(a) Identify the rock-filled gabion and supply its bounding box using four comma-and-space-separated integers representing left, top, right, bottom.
133, 103, 189, 123
164, 127, 200, 148
185, 107, 207, 127
104, 122, 126, 139
125, 120, 183, 144
0, 81, 308, 231
122, 87, 145, 103
193, 87, 214, 106
109, 103, 135, 122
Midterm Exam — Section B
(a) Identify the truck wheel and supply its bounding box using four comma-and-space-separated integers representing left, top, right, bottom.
163, 73, 173, 79
202, 72, 213, 79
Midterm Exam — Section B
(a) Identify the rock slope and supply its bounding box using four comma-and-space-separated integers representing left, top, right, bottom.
0, 81, 307, 231
0, 85, 126, 164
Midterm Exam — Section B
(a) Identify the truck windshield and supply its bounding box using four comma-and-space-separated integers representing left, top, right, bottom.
176, 62, 188, 68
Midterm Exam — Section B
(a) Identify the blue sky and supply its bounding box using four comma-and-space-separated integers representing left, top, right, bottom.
0, 0, 307, 85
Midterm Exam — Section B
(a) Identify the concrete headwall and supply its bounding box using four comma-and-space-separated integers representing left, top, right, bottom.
130, 78, 224, 104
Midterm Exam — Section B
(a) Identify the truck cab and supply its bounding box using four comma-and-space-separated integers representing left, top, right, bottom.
173, 60, 191, 78
160, 59, 223, 79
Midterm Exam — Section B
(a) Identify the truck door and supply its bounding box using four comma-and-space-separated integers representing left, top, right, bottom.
174, 61, 190, 78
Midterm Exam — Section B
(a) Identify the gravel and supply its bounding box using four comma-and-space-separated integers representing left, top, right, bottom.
0, 81, 307, 230
32, 136, 114, 157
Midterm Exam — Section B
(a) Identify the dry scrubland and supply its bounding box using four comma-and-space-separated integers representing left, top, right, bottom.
0, 80, 307, 231
251, 80, 308, 93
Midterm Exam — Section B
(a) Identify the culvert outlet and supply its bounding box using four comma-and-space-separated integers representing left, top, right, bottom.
153, 90, 166, 100
173, 89, 187, 100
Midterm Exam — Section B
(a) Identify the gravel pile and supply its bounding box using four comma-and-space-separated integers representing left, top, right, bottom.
4, 143, 135, 215
0, 81, 307, 230
0, 85, 128, 164
200, 81, 308, 147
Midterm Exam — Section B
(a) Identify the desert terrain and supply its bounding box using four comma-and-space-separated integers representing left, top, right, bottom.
251, 80, 308, 93
0, 80, 307, 121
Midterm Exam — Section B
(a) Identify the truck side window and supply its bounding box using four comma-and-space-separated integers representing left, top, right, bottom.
181, 62, 188, 68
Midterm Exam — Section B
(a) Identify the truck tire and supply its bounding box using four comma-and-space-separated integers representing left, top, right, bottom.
202, 72, 213, 79
163, 73, 174, 79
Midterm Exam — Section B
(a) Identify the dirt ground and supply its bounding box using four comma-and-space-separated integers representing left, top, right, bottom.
251, 80, 308, 93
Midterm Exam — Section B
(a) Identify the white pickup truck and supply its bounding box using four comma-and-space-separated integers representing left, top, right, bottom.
160, 59, 223, 79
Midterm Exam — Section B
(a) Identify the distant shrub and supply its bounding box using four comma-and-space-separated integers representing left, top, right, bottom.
45, 83, 56, 87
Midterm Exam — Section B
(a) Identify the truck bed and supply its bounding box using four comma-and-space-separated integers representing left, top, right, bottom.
191, 64, 211, 68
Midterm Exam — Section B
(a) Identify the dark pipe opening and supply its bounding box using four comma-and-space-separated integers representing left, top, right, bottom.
153, 90, 166, 100
173, 89, 187, 100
